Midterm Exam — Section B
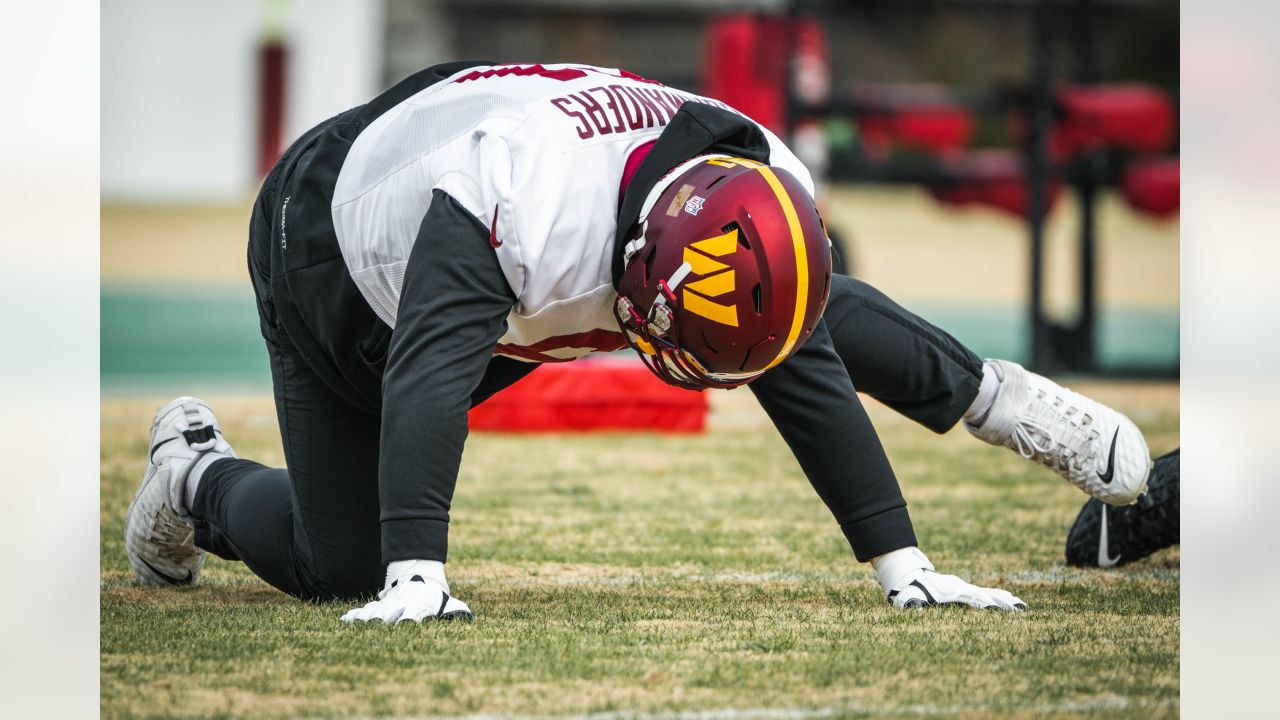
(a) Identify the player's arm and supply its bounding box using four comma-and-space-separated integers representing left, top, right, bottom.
343, 189, 514, 624
748, 320, 916, 558
750, 321, 1025, 610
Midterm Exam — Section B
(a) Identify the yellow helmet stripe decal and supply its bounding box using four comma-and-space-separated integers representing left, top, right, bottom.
757, 166, 809, 370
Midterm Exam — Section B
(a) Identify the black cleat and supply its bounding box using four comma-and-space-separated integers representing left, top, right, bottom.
1065, 448, 1180, 568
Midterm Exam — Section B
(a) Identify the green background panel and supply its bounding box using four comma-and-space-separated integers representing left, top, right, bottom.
101, 284, 1178, 391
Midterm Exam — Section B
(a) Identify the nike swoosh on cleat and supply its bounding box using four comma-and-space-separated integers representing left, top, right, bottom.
1098, 505, 1123, 568
150, 436, 179, 462
150, 428, 222, 462
139, 556, 193, 585
1097, 429, 1119, 484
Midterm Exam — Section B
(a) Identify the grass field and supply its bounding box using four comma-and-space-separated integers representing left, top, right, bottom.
100, 382, 1179, 719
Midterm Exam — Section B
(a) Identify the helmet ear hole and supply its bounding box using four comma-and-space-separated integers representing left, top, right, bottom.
723, 222, 751, 251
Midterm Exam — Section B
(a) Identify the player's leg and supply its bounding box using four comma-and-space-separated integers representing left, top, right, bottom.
189, 325, 386, 601
125, 316, 386, 602
132, 341, 541, 598
187, 166, 391, 601
122, 393, 381, 604
821, 274, 985, 433
125, 163, 385, 600
822, 274, 1151, 504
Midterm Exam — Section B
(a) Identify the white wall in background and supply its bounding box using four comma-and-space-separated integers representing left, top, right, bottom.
285, 0, 384, 142
102, 0, 383, 202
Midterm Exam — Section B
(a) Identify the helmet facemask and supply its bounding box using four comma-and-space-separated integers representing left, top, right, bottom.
614, 274, 758, 392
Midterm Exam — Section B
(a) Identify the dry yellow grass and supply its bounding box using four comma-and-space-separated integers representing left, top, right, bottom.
101, 383, 1178, 718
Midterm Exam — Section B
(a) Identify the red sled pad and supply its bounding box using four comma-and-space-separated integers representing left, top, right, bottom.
468, 357, 708, 434
701, 14, 828, 135
702, 15, 791, 134
853, 85, 974, 157
927, 150, 1063, 219
1122, 157, 1180, 218
1054, 85, 1175, 156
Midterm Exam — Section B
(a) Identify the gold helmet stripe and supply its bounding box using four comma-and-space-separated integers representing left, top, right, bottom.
756, 166, 810, 370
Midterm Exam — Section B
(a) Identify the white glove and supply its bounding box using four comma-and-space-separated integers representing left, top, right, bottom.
341, 560, 474, 624
873, 547, 1027, 611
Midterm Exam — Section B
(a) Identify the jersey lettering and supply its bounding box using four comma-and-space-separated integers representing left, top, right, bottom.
549, 97, 592, 139
575, 90, 612, 136
549, 85, 734, 141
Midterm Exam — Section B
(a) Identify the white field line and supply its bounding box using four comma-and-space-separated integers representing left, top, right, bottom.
987, 567, 1180, 584
402, 695, 1177, 720
462, 572, 814, 587
458, 567, 1178, 588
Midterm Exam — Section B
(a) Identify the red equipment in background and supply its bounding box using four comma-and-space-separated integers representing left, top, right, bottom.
852, 86, 974, 160
928, 150, 1064, 219
468, 358, 708, 434
257, 40, 288, 177
1122, 157, 1180, 219
460, 7, 1179, 431
700, 6, 1177, 377
702, 14, 792, 132
1052, 84, 1174, 158
702, 13, 828, 134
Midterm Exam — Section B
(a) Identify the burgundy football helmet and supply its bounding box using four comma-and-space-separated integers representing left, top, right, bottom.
616, 155, 832, 390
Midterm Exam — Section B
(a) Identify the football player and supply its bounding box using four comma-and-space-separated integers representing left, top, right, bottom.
125, 62, 1152, 622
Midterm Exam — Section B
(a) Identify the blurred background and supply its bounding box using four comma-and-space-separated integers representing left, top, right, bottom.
101, 0, 1178, 392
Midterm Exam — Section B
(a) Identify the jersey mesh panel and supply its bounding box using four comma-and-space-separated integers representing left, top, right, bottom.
350, 262, 406, 327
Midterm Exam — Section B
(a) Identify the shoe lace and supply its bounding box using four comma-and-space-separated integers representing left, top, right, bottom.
150, 506, 198, 563
1012, 390, 1100, 474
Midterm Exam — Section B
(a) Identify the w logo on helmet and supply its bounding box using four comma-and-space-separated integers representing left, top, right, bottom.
681, 230, 739, 327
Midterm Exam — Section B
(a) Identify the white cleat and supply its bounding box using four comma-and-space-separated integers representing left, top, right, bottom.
125, 397, 235, 586
965, 360, 1153, 505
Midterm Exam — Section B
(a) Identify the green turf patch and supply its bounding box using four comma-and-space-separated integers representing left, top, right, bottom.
100, 284, 1179, 394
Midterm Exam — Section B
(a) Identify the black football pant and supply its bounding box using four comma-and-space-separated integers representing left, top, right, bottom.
189, 269, 982, 602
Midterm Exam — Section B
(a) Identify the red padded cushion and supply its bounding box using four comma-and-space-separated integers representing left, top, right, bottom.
1122, 157, 1180, 218
1054, 85, 1175, 156
469, 357, 708, 434
927, 150, 1063, 219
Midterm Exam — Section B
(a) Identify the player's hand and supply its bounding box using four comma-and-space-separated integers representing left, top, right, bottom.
341, 564, 474, 624
873, 546, 1027, 611
886, 568, 1027, 611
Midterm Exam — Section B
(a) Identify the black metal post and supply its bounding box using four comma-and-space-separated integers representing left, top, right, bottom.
1026, 0, 1054, 371
781, 1, 799, 141
1074, 0, 1100, 372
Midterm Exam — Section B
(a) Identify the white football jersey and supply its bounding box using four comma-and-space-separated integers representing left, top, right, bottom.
331, 63, 813, 363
